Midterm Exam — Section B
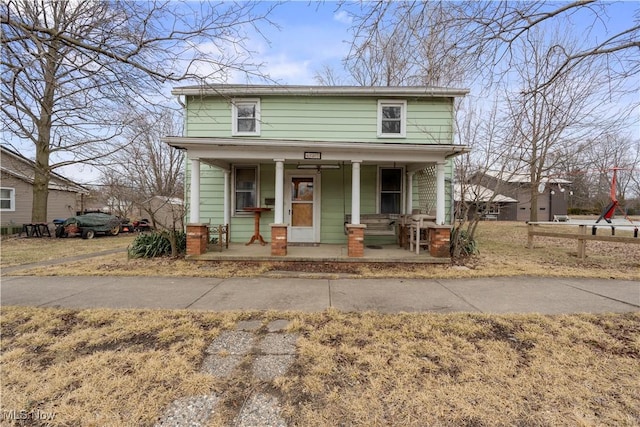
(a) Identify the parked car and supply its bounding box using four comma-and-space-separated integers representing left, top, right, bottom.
55, 213, 123, 239
132, 218, 153, 232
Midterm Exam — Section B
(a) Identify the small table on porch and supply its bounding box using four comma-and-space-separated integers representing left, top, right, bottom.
243, 207, 272, 245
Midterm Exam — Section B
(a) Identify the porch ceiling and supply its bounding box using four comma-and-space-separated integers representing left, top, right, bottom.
163, 137, 469, 167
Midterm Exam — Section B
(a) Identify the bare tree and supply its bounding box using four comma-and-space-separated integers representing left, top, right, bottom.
1, 0, 275, 222
329, 2, 475, 87
498, 25, 628, 221
344, 1, 639, 90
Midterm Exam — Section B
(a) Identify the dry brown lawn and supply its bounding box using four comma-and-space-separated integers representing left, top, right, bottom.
0, 233, 135, 268
1, 307, 638, 426
2, 221, 638, 280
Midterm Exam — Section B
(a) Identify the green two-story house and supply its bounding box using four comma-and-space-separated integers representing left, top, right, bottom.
163, 85, 469, 257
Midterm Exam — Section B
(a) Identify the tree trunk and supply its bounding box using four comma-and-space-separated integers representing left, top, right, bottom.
31, 41, 58, 223
32, 114, 53, 222
529, 185, 538, 222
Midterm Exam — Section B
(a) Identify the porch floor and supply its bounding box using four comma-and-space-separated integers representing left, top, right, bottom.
191, 243, 449, 264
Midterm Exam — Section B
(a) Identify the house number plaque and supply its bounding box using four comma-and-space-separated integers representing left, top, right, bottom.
304, 151, 321, 160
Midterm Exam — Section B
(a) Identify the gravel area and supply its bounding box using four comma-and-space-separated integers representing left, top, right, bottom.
206, 330, 256, 355
200, 354, 245, 377
266, 319, 290, 332
155, 394, 220, 427
235, 392, 287, 427
253, 355, 296, 381
157, 319, 296, 426
258, 333, 298, 355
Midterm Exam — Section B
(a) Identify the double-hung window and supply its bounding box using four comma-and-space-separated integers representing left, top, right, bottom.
234, 166, 258, 214
0, 187, 15, 211
378, 100, 406, 138
232, 98, 261, 136
379, 168, 403, 214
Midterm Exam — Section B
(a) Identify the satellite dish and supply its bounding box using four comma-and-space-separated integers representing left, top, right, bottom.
537, 183, 546, 193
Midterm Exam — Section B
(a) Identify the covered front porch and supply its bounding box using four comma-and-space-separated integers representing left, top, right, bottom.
165, 137, 467, 258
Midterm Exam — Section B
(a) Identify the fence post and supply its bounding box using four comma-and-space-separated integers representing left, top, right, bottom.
527, 223, 534, 249
577, 225, 586, 260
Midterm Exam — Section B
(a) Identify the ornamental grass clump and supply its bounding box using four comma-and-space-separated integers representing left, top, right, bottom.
128, 231, 186, 258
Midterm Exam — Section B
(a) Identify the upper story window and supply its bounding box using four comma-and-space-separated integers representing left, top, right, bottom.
378, 100, 406, 138
1, 187, 15, 211
232, 98, 261, 136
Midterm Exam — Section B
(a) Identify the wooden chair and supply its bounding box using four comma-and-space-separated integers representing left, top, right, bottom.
209, 224, 229, 251
409, 214, 435, 254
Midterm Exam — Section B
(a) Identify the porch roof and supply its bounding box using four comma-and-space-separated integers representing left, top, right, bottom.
162, 136, 469, 170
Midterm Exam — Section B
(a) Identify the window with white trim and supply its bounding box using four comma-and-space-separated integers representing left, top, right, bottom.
234, 165, 258, 214
377, 100, 406, 138
0, 187, 15, 211
232, 98, 261, 136
379, 168, 403, 214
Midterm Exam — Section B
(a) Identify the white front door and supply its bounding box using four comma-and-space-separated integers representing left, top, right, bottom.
286, 171, 320, 243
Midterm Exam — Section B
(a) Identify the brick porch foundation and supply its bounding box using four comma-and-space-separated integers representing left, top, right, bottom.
186, 224, 209, 256
346, 224, 366, 257
270, 224, 288, 256
429, 225, 451, 258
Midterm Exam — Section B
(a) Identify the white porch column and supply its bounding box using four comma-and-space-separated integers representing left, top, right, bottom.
436, 162, 446, 225
223, 169, 230, 225
406, 171, 414, 214
351, 160, 361, 224
189, 158, 201, 223
274, 159, 285, 223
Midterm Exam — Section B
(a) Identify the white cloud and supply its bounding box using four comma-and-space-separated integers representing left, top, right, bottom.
333, 10, 353, 25
261, 54, 314, 84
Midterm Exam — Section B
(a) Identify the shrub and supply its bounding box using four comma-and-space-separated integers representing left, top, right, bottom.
128, 230, 186, 258
450, 227, 478, 258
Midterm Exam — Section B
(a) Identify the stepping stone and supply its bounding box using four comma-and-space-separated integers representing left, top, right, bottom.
155, 394, 219, 427
252, 355, 296, 381
237, 320, 262, 331
266, 319, 290, 332
200, 354, 244, 378
206, 331, 255, 355
235, 393, 286, 427
259, 333, 298, 355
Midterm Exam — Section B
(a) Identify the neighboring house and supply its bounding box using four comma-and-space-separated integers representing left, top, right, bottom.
133, 196, 185, 230
0, 145, 88, 228
475, 171, 572, 221
163, 85, 469, 256
454, 183, 518, 221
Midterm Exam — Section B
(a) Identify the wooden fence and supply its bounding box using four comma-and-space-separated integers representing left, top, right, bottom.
527, 222, 639, 260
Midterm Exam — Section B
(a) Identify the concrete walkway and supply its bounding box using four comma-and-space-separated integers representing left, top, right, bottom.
1, 275, 638, 314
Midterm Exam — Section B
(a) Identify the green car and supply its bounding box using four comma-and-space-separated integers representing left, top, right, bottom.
56, 213, 122, 239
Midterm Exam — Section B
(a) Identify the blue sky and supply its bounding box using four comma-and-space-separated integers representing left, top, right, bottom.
242, 1, 354, 84
20, 1, 640, 184
238, 1, 640, 86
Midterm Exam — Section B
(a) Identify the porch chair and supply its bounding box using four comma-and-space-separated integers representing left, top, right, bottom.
409, 209, 436, 254
208, 224, 229, 251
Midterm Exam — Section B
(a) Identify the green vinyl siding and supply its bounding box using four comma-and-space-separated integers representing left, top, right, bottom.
186, 96, 453, 144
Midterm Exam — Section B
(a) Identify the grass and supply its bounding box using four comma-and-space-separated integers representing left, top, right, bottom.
1, 307, 639, 426
1, 221, 638, 279
1, 221, 638, 425
0, 234, 135, 268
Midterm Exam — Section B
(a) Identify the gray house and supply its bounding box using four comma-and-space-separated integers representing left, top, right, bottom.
477, 171, 571, 221
1, 145, 88, 230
